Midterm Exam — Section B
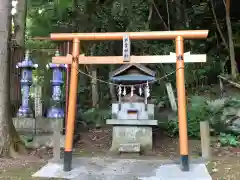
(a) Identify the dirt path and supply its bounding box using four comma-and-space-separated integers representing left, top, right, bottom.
0, 157, 239, 180
0, 127, 239, 179
1, 157, 239, 180
208, 157, 240, 180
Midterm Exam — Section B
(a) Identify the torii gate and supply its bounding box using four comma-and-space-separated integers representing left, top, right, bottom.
50, 30, 209, 172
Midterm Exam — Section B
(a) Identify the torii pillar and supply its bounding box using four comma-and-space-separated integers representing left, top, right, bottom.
50, 30, 209, 172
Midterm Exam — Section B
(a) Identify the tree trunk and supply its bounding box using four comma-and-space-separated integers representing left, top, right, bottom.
12, 0, 27, 47
91, 65, 99, 108
226, 0, 237, 79
0, 0, 26, 157
210, 0, 228, 48
173, 0, 184, 29
11, 0, 27, 155
11, 0, 27, 107
109, 65, 116, 102
0, 0, 12, 157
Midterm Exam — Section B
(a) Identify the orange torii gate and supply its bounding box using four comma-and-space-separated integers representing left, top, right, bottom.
50, 30, 209, 172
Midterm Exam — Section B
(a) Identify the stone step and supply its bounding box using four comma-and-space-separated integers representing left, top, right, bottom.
106, 119, 158, 126
119, 143, 140, 153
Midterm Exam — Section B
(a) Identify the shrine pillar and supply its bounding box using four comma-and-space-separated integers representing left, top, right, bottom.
64, 38, 80, 171
175, 36, 189, 171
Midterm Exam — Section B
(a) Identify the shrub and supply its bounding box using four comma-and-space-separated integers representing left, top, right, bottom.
167, 95, 211, 138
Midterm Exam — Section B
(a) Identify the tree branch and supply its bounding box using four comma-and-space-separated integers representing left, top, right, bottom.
165, 0, 170, 30
222, 0, 226, 8
152, 1, 168, 30
147, 4, 153, 25
210, 0, 228, 48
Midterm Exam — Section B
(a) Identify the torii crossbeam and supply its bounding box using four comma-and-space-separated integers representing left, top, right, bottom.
50, 30, 209, 172
52, 52, 206, 64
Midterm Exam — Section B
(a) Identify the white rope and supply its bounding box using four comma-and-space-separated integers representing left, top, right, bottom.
76, 67, 183, 87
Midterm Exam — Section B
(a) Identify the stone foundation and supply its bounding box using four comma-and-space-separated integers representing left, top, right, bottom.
13, 117, 63, 134
107, 119, 157, 153
13, 117, 64, 148
20, 134, 65, 148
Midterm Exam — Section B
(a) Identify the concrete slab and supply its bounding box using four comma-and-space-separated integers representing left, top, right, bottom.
33, 157, 212, 180
139, 164, 212, 180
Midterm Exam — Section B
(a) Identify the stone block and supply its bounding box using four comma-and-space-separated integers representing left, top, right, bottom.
147, 104, 154, 116
14, 117, 64, 149
110, 126, 153, 153
21, 134, 65, 148
13, 117, 63, 134
112, 103, 154, 120
34, 85, 43, 117
119, 143, 140, 153
107, 119, 157, 126
13, 117, 34, 133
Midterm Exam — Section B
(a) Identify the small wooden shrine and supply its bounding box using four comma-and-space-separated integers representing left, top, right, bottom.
110, 64, 155, 104
107, 64, 157, 153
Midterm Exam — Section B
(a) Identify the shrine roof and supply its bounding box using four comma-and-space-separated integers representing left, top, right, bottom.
110, 64, 156, 77
111, 74, 155, 82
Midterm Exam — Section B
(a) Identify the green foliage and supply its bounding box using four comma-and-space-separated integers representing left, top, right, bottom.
80, 108, 111, 127
167, 96, 211, 138
25, 39, 56, 53
219, 133, 240, 147
209, 98, 240, 132
166, 96, 240, 142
